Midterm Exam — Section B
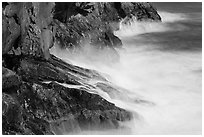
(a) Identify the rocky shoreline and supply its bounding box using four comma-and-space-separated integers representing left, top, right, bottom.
2, 2, 161, 134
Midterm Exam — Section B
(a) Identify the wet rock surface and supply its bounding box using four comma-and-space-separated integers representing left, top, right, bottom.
2, 2, 161, 135
2, 55, 132, 135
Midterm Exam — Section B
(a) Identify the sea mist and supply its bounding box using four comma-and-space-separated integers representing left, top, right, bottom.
50, 10, 202, 135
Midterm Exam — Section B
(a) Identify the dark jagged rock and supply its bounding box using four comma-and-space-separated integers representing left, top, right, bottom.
2, 14, 20, 55
52, 2, 161, 63
54, 13, 122, 52
2, 2, 161, 58
3, 2, 55, 59
120, 2, 161, 21
2, 55, 132, 135
2, 2, 161, 135
53, 2, 161, 51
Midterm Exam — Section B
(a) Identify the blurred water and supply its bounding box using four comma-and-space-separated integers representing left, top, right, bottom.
50, 2, 202, 135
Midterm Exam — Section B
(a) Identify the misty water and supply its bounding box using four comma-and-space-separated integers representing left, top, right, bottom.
50, 3, 202, 135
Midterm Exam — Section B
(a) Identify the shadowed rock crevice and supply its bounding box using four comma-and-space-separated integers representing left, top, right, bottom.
114, 2, 126, 18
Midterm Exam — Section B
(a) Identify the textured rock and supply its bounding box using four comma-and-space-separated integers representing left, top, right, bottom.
2, 14, 20, 55
2, 67, 21, 90
2, 2, 55, 59
2, 2, 161, 58
2, 2, 161, 135
2, 55, 132, 135
53, 2, 161, 51
120, 2, 161, 21
2, 93, 23, 135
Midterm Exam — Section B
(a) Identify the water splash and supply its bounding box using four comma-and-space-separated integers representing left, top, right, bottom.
50, 10, 201, 134
114, 11, 188, 38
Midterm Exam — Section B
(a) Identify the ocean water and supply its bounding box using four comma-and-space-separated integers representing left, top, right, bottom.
50, 2, 202, 135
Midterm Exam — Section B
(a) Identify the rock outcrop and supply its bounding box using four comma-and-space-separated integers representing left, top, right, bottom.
3, 2, 55, 59
2, 2, 161, 135
53, 2, 161, 54
2, 55, 132, 135
2, 2, 161, 58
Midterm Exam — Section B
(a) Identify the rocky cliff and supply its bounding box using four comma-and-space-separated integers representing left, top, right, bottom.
2, 2, 161, 135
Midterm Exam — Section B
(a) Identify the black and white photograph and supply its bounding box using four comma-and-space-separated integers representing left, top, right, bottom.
1, 1, 202, 135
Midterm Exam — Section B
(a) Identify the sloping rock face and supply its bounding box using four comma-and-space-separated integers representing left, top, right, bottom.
2, 55, 132, 135
120, 2, 161, 21
2, 2, 161, 135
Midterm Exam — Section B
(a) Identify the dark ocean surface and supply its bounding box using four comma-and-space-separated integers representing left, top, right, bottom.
124, 2, 202, 51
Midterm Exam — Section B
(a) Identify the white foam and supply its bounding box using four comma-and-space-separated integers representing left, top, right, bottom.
50, 11, 201, 134
114, 11, 188, 38
159, 11, 188, 22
